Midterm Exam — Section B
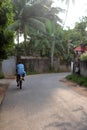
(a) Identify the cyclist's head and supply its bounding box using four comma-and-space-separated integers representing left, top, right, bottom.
18, 60, 22, 64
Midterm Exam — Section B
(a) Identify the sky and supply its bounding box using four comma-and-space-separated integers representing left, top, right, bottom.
53, 0, 87, 29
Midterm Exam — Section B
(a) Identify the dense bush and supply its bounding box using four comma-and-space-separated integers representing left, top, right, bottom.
0, 73, 5, 79
80, 52, 87, 61
0, 0, 14, 59
66, 74, 87, 87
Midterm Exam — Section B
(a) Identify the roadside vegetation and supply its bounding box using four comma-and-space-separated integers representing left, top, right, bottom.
80, 51, 87, 61
1, 0, 87, 74
0, 73, 5, 79
66, 74, 87, 87
0, 0, 87, 63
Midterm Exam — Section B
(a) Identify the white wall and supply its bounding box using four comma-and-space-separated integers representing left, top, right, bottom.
2, 56, 16, 77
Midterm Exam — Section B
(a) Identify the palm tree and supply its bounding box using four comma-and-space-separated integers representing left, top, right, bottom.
11, 0, 64, 66
11, 0, 48, 43
44, 7, 62, 68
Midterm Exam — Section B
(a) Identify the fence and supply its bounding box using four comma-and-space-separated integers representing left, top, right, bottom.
21, 56, 70, 73
2, 56, 16, 77
1, 56, 70, 77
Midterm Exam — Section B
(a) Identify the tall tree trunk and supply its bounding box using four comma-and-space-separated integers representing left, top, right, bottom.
51, 37, 55, 69
23, 24, 27, 56
50, 20, 56, 69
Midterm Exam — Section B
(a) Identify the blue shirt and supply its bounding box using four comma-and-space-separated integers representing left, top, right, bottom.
17, 63, 25, 75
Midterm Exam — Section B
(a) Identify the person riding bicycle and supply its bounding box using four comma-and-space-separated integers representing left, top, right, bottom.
16, 60, 26, 86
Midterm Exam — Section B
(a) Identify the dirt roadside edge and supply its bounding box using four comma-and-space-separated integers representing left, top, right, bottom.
0, 83, 9, 105
60, 78, 87, 97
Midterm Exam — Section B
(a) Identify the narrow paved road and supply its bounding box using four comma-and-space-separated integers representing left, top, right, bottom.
0, 73, 87, 130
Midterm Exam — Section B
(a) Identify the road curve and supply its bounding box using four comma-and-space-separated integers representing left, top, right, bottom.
0, 73, 87, 130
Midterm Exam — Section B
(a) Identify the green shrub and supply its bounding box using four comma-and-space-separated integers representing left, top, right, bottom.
66, 74, 87, 87
83, 82, 87, 87
80, 52, 87, 61
0, 73, 5, 79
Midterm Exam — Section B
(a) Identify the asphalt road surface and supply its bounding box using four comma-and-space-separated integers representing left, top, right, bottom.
0, 73, 87, 130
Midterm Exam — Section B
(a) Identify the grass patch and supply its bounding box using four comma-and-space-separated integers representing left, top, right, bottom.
66, 74, 87, 87
0, 73, 5, 79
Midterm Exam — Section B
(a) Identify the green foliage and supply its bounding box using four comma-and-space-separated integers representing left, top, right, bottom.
0, 73, 5, 79
74, 16, 87, 44
12, 0, 87, 66
0, 0, 14, 59
0, 29, 14, 59
0, 0, 14, 27
28, 18, 46, 33
45, 19, 55, 36
80, 52, 87, 61
12, 0, 68, 69
66, 74, 87, 87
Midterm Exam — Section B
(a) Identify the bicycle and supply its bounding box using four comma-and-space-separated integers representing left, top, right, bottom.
17, 74, 24, 89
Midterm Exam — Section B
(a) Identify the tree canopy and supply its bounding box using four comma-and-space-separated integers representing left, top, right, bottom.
1, 0, 86, 65
0, 0, 14, 59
